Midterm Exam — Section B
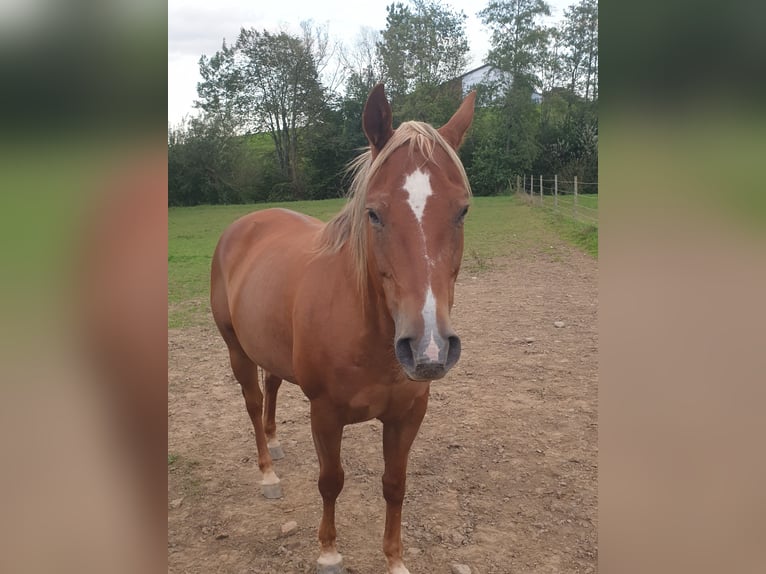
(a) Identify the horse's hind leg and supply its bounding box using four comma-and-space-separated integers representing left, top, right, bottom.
263, 373, 284, 460
211, 261, 281, 497
229, 348, 282, 499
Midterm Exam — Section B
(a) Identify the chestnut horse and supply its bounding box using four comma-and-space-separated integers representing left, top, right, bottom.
211, 84, 475, 574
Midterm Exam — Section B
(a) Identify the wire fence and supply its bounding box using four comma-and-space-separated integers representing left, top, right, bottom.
513, 174, 599, 225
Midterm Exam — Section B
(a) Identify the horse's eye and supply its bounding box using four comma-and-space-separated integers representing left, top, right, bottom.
457, 205, 469, 224
367, 209, 382, 226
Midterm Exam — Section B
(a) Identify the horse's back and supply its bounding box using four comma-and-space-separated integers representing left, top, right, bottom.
211, 208, 323, 381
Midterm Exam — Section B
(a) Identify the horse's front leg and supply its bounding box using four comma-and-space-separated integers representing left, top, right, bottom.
310, 401, 345, 574
381, 391, 429, 574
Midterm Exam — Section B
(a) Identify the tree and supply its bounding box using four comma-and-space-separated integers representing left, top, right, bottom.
235, 28, 326, 195
340, 27, 383, 98
196, 25, 328, 197
466, 0, 550, 193
196, 41, 240, 122
479, 0, 551, 89
168, 115, 243, 205
301, 21, 345, 98
560, 0, 598, 100
377, 0, 469, 106
540, 26, 565, 94
170, 3, 597, 206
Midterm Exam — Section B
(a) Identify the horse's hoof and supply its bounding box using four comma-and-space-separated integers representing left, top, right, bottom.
316, 561, 344, 574
260, 482, 283, 499
316, 553, 344, 574
268, 444, 285, 460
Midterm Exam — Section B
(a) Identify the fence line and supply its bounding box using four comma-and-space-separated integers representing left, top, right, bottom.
514, 174, 598, 225
538, 179, 599, 186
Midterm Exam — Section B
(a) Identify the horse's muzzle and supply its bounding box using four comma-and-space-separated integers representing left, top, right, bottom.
394, 334, 461, 381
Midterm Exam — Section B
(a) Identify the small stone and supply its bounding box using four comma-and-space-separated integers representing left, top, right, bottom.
215, 533, 229, 540
554, 321, 565, 328
280, 520, 298, 536
169, 497, 184, 509
524, 337, 535, 343
407, 547, 421, 556
451, 564, 471, 574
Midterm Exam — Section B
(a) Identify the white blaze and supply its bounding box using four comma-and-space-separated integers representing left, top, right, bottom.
403, 168, 433, 223
404, 168, 440, 362
422, 287, 440, 361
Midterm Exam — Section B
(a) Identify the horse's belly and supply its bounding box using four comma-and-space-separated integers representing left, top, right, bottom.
222, 211, 320, 383
227, 258, 299, 381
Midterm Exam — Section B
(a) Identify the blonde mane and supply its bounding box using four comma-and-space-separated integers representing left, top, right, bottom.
317, 121, 472, 294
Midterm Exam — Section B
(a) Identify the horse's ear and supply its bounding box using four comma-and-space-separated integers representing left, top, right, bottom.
438, 91, 476, 150
363, 83, 394, 158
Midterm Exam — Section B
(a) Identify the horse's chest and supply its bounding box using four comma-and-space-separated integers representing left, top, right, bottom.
344, 380, 428, 423
345, 386, 386, 421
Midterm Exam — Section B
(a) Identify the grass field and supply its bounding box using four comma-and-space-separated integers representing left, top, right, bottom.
169, 195, 597, 328
524, 191, 598, 219
552, 192, 599, 210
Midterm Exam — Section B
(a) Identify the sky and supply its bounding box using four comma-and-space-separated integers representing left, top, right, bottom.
168, 0, 575, 126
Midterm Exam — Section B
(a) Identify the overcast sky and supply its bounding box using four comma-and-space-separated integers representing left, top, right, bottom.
168, 0, 575, 126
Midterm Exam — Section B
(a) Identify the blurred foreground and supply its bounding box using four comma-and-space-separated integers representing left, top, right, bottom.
1, 1, 167, 572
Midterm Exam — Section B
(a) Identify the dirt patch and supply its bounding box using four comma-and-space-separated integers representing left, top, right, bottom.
168, 248, 597, 574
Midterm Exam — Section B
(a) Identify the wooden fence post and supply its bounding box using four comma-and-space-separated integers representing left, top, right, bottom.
574, 175, 578, 219
530, 174, 534, 200
516, 175, 520, 195
554, 174, 558, 211
539, 175, 543, 204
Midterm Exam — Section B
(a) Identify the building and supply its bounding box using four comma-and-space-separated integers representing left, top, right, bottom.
455, 64, 542, 104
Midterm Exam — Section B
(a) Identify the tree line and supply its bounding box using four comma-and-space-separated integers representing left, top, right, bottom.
168, 0, 597, 206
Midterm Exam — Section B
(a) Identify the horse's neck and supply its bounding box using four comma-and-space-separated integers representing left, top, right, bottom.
336, 245, 395, 340
365, 288, 393, 333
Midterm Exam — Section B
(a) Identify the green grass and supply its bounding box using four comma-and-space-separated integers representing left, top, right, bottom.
169, 195, 597, 327
531, 192, 598, 222
543, 210, 598, 256
520, 192, 598, 254
550, 193, 598, 210
244, 132, 277, 156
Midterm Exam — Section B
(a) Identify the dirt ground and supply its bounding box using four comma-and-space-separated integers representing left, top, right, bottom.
168, 247, 598, 574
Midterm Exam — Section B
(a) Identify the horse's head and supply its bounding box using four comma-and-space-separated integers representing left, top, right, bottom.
362, 84, 475, 381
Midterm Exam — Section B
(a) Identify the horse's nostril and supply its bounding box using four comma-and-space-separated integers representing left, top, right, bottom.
395, 337, 415, 371
445, 335, 461, 369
